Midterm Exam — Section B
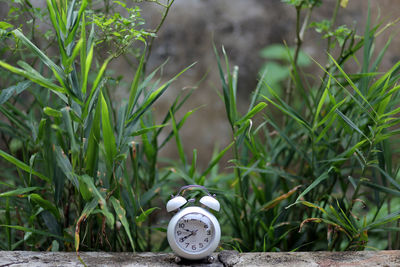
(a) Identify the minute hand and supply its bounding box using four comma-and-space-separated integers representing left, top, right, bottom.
181, 230, 198, 242
181, 233, 194, 242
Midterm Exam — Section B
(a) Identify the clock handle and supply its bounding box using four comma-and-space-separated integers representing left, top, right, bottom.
176, 184, 214, 197
176, 185, 220, 212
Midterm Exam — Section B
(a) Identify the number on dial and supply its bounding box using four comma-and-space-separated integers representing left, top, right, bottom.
174, 212, 214, 252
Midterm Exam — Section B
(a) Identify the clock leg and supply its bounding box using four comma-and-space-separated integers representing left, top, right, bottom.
207, 255, 215, 263
174, 256, 182, 263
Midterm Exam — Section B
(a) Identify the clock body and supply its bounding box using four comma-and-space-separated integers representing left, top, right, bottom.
167, 206, 221, 260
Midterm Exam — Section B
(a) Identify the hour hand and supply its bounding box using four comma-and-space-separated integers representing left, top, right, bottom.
183, 228, 192, 232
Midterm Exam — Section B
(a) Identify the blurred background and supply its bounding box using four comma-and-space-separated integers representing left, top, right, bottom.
134, 0, 400, 169
1, 0, 399, 169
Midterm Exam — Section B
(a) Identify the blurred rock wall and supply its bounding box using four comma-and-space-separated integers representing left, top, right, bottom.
1, 0, 399, 169
135, 0, 400, 168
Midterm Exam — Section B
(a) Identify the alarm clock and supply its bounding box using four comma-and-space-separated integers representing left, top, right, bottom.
166, 185, 221, 261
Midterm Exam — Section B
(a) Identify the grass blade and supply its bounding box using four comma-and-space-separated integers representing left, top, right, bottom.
110, 196, 135, 251
335, 108, 371, 143
0, 187, 40, 197
128, 53, 144, 114
85, 99, 101, 177
170, 110, 186, 166
1, 225, 72, 242
288, 168, 332, 208
0, 149, 50, 182
29, 193, 60, 220
81, 44, 93, 96
0, 61, 66, 96
12, 29, 64, 77
75, 198, 98, 252
236, 102, 267, 126
100, 91, 117, 168
0, 81, 32, 105
362, 180, 400, 197
200, 141, 234, 179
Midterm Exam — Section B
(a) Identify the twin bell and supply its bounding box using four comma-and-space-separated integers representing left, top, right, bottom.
166, 185, 220, 213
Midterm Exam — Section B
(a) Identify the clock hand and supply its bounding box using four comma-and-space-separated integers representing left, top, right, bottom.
180, 232, 194, 242
179, 229, 200, 242
186, 229, 198, 237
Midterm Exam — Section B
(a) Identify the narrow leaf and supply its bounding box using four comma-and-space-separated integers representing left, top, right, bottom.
85, 99, 101, 176
261, 185, 301, 211
136, 207, 159, 224
1, 225, 71, 242
128, 53, 144, 114
0, 149, 50, 182
0, 187, 40, 198
12, 29, 64, 77
288, 169, 332, 208
0, 81, 32, 104
335, 108, 371, 143
100, 91, 117, 168
110, 197, 135, 251
29, 193, 60, 220
236, 102, 267, 125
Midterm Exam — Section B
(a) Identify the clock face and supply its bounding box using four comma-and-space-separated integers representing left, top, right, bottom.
174, 212, 215, 253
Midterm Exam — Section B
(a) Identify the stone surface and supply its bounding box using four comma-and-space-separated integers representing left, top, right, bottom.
218, 250, 240, 267
0, 250, 400, 267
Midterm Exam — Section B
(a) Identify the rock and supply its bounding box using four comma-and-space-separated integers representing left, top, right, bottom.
1, 250, 400, 266
218, 250, 240, 266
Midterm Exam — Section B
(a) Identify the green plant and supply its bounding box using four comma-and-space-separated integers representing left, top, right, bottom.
0, 0, 193, 253
90, 1, 153, 58
213, 0, 400, 252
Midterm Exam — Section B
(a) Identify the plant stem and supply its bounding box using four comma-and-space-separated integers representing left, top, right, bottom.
326, 0, 341, 56
285, 4, 314, 107
6, 197, 11, 250
313, 0, 343, 112
232, 135, 250, 242
349, 143, 373, 213
146, 200, 152, 251
388, 196, 392, 249
284, 6, 301, 107
143, 0, 175, 73
395, 219, 400, 249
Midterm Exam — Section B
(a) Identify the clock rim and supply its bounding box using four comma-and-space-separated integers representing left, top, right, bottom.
167, 206, 221, 260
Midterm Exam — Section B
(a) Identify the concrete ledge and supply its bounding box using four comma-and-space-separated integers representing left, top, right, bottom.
0, 250, 399, 267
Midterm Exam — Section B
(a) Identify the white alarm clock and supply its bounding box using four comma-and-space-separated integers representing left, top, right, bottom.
166, 185, 221, 261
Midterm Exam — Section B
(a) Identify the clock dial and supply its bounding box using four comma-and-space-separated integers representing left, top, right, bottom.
174, 212, 215, 253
